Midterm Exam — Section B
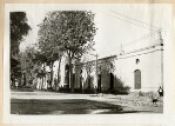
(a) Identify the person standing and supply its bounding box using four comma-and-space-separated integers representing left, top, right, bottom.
158, 86, 163, 97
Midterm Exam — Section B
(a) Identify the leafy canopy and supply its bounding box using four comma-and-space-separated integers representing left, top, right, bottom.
10, 12, 31, 80
10, 12, 31, 54
38, 11, 97, 61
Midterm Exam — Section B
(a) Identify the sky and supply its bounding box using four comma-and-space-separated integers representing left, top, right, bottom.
6, 4, 172, 59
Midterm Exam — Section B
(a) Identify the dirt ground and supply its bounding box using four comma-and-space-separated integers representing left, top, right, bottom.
11, 91, 163, 114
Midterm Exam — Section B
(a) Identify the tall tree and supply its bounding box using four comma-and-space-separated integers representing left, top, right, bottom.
38, 11, 96, 92
20, 46, 39, 87
10, 12, 31, 86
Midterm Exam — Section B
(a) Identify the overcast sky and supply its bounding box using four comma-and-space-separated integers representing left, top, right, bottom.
6, 4, 172, 58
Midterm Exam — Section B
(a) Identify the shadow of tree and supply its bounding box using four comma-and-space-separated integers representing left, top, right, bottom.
113, 76, 130, 94
11, 99, 139, 114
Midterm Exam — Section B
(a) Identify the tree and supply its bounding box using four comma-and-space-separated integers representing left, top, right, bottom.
20, 46, 39, 87
10, 12, 31, 86
10, 12, 31, 55
38, 11, 96, 92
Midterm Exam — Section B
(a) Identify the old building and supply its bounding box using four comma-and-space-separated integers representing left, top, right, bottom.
51, 31, 164, 93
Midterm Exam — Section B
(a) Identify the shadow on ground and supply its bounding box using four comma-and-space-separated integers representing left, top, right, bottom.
11, 87, 34, 92
11, 99, 140, 114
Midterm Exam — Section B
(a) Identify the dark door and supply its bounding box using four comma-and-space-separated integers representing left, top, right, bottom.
134, 69, 141, 89
72, 74, 75, 88
88, 76, 91, 90
80, 70, 82, 90
110, 73, 114, 91
65, 64, 69, 88
98, 74, 101, 92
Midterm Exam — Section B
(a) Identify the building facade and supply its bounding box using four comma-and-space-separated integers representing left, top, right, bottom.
48, 32, 164, 93
51, 43, 163, 93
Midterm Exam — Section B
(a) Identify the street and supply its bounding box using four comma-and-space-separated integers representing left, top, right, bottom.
11, 91, 163, 114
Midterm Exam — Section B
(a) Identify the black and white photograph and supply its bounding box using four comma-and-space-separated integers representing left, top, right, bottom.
3, 4, 173, 120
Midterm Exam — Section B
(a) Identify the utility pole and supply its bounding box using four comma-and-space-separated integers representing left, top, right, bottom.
120, 42, 125, 54
95, 54, 98, 93
159, 30, 164, 88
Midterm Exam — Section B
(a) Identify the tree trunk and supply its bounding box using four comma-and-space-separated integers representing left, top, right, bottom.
68, 58, 74, 92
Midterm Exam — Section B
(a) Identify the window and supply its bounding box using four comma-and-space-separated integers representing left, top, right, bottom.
136, 58, 140, 64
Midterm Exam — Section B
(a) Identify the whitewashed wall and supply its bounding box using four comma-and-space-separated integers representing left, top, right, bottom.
60, 56, 67, 87
114, 45, 162, 92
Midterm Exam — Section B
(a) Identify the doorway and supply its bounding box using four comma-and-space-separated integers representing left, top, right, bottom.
109, 73, 114, 91
134, 69, 141, 89
98, 74, 101, 92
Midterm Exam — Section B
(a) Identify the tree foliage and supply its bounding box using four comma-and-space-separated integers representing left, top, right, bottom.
38, 11, 97, 91
20, 46, 45, 86
10, 12, 31, 85
10, 12, 31, 55
38, 11, 96, 56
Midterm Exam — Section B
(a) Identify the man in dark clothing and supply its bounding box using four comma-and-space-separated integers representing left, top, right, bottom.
158, 86, 163, 97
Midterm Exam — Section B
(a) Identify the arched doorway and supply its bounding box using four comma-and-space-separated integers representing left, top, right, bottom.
109, 73, 114, 91
80, 69, 82, 90
134, 69, 141, 89
87, 75, 91, 90
65, 64, 69, 88
98, 74, 101, 92
72, 73, 75, 89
